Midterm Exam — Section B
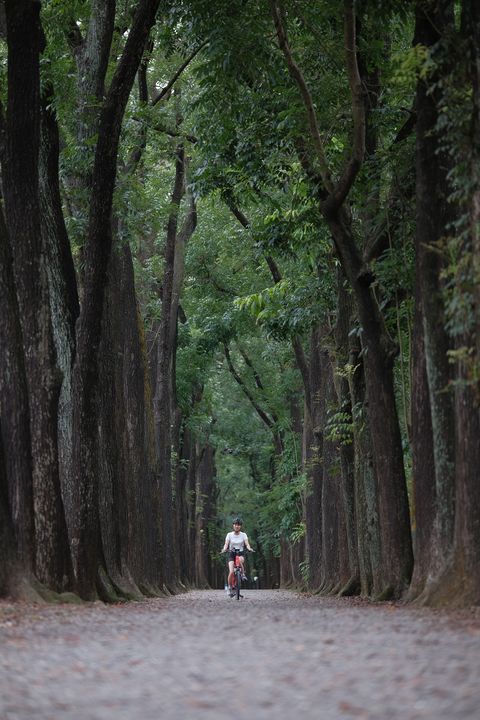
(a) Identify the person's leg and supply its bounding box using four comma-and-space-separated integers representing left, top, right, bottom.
240, 555, 247, 579
228, 560, 235, 588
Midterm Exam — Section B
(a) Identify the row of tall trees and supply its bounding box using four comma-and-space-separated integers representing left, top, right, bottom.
0, 0, 219, 600
173, 0, 480, 604
0, 0, 479, 606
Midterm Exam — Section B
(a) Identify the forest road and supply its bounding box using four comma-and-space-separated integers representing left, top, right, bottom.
1, 589, 480, 720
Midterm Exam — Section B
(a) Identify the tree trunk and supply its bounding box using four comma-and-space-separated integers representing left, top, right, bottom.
174, 415, 190, 584
333, 270, 360, 595
95, 241, 162, 599
320, 367, 350, 595
153, 143, 186, 590
326, 212, 413, 598
467, 0, 480, 385
70, 0, 161, 598
4, 0, 70, 591
186, 427, 198, 583
414, 2, 456, 600
0, 206, 34, 577
407, 292, 436, 600
39, 87, 79, 546
0, 433, 22, 597
304, 325, 326, 590
194, 444, 217, 588
348, 341, 382, 597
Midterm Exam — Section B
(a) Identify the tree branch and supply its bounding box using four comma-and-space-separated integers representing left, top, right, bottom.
151, 41, 208, 106
226, 200, 312, 408
237, 344, 265, 391
149, 121, 198, 144
66, 19, 84, 54
269, 0, 334, 193
326, 0, 366, 212
223, 342, 275, 430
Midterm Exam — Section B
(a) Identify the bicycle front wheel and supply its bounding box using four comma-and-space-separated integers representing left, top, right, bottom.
235, 570, 241, 600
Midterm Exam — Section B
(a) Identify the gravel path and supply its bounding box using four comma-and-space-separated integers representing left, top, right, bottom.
1, 589, 480, 720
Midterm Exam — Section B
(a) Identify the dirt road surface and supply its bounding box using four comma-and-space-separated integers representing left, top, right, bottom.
1, 589, 480, 720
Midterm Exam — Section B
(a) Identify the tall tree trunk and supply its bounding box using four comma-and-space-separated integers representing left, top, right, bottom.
39, 87, 79, 546
348, 341, 382, 597
174, 414, 189, 584
320, 366, 349, 594
304, 325, 326, 590
70, 0, 161, 599
3, 0, 70, 591
170, 192, 196, 583
0, 433, 22, 597
407, 292, 436, 600
413, 1, 456, 601
194, 444, 217, 587
328, 213, 413, 598
153, 143, 186, 590
333, 270, 360, 595
96, 241, 161, 599
0, 205, 34, 579
448, 358, 480, 605
186, 426, 198, 583
467, 0, 480, 384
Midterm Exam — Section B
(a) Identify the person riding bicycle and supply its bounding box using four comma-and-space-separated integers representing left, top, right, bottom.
221, 518, 253, 594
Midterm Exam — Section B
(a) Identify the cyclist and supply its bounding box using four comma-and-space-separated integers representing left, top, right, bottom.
221, 517, 253, 595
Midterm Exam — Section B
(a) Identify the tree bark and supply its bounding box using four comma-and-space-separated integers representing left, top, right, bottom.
333, 271, 360, 595
407, 291, 436, 600
153, 142, 186, 590
413, 1, 456, 600
348, 339, 382, 597
39, 86, 79, 547
0, 205, 34, 577
70, 0, 161, 599
194, 444, 217, 588
328, 215, 413, 598
304, 325, 327, 590
4, 0, 70, 590
320, 364, 350, 594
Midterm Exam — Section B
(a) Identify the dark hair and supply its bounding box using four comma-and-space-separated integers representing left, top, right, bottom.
233, 517, 243, 525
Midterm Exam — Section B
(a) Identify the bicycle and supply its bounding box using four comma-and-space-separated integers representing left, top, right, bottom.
224, 548, 254, 600
230, 549, 244, 600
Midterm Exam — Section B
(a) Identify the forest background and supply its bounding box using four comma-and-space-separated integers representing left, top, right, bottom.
0, 0, 479, 608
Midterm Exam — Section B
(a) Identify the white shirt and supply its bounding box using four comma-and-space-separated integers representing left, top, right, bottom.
225, 531, 248, 551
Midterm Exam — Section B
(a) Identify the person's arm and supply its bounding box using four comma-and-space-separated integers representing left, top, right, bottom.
244, 534, 253, 551
221, 533, 230, 552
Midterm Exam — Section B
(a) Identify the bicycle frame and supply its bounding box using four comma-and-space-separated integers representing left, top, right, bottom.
229, 550, 244, 600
